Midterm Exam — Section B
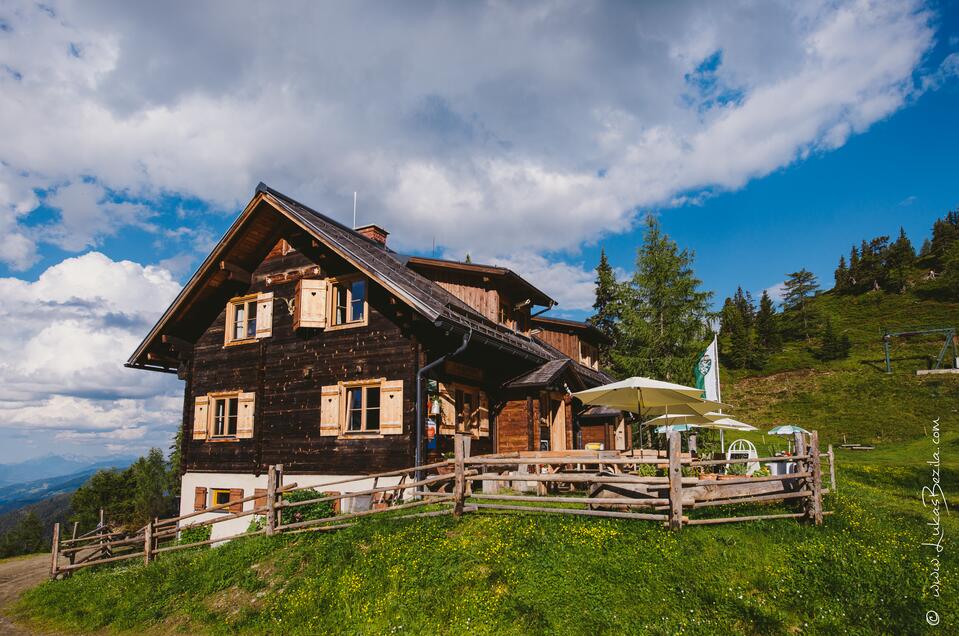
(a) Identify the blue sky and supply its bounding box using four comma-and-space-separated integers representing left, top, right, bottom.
0, 0, 957, 461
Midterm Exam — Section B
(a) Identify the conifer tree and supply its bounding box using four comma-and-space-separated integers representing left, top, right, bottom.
755, 290, 780, 352
587, 248, 621, 368
834, 255, 849, 291
782, 269, 819, 339
612, 216, 712, 381
886, 227, 915, 292
848, 246, 860, 288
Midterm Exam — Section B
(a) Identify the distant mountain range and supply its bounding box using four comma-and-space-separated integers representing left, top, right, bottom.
0, 454, 136, 515
0, 453, 137, 487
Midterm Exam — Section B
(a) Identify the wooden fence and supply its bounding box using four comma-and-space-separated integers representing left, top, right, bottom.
50, 430, 835, 579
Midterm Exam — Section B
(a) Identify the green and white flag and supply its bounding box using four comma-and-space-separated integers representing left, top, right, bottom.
694, 335, 721, 402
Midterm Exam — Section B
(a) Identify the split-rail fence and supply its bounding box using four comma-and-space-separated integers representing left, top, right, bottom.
50, 430, 835, 579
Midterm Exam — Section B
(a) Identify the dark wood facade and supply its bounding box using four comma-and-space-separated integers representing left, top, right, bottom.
130, 184, 618, 479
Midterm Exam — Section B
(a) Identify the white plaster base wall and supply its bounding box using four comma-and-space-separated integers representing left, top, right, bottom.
180, 471, 402, 540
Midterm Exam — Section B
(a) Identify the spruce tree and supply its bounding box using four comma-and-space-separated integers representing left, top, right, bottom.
886, 227, 915, 292
834, 255, 849, 291
755, 290, 780, 353
782, 269, 819, 339
612, 216, 713, 382
849, 246, 860, 288
587, 248, 621, 368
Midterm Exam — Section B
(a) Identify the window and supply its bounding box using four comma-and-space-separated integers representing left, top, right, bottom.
225, 295, 257, 343
498, 302, 511, 326
455, 388, 478, 432
580, 341, 598, 370
345, 384, 381, 432
329, 276, 367, 328
212, 396, 239, 437
211, 488, 232, 507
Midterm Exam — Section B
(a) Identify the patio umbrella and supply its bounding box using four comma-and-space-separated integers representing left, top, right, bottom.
572, 377, 706, 414
704, 414, 759, 432
646, 413, 714, 426
653, 423, 699, 433
643, 399, 732, 417
767, 425, 810, 435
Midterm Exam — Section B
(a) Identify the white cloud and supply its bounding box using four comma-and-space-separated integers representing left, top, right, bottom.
0, 0, 946, 274
0, 253, 181, 450
762, 282, 788, 303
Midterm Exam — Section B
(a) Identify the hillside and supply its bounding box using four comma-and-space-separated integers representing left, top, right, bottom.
14, 432, 958, 634
0, 467, 118, 515
0, 494, 72, 546
723, 289, 958, 446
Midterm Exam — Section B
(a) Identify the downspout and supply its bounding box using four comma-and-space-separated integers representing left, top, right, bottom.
415, 328, 472, 480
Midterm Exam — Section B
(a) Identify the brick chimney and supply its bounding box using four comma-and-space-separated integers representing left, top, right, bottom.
355, 224, 389, 246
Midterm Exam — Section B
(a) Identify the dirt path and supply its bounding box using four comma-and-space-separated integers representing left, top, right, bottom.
0, 554, 52, 635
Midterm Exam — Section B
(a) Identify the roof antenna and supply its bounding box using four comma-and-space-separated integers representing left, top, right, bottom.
353, 191, 357, 229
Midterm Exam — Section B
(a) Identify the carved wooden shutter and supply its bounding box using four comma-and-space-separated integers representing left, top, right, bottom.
237, 392, 256, 438
193, 396, 210, 440
193, 486, 207, 511
255, 292, 274, 338
380, 380, 404, 435
294, 279, 327, 329
229, 488, 244, 513
320, 384, 340, 436
254, 488, 267, 510
478, 391, 490, 438
438, 383, 456, 435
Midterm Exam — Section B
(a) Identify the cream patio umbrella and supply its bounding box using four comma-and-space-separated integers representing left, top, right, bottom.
573, 377, 714, 451
572, 377, 707, 414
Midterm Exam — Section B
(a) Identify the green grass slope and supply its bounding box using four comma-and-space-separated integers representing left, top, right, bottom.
15, 433, 959, 635
724, 290, 958, 445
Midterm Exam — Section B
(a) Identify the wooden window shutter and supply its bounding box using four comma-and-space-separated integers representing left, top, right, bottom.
254, 488, 267, 510
380, 380, 404, 435
236, 392, 256, 438
320, 384, 340, 436
294, 278, 327, 329
192, 396, 210, 440
229, 488, 244, 513
478, 391, 490, 438
193, 486, 207, 511
255, 292, 274, 338
438, 383, 456, 435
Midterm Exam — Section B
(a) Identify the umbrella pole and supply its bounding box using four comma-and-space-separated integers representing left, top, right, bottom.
720, 429, 725, 454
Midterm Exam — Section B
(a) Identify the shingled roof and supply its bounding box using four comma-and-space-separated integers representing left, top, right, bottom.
259, 184, 557, 363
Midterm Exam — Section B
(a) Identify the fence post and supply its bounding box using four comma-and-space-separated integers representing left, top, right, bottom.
453, 433, 466, 517
266, 465, 276, 536
50, 522, 60, 579
827, 444, 837, 493
807, 431, 823, 525
143, 520, 153, 566
98, 508, 105, 558
667, 431, 683, 531
793, 432, 806, 457
275, 464, 284, 529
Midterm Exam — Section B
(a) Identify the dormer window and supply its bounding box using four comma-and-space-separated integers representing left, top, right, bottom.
329, 275, 368, 329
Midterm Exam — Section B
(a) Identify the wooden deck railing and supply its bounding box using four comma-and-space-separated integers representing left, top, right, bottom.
49, 430, 835, 579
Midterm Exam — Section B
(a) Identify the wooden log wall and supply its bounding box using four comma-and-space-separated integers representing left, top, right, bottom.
185, 248, 420, 475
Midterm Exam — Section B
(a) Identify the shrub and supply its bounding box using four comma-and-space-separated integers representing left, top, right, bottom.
281, 489, 335, 524
177, 524, 211, 546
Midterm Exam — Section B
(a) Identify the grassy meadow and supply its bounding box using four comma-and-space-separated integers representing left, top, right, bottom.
15, 289, 958, 634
